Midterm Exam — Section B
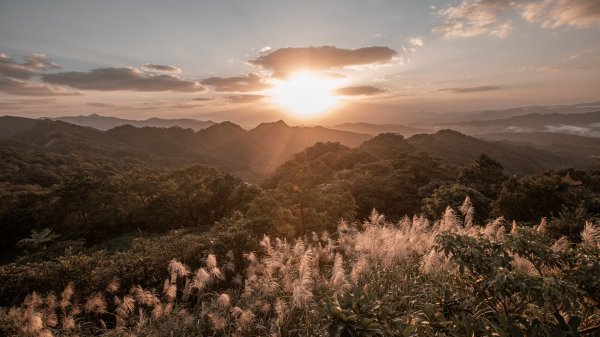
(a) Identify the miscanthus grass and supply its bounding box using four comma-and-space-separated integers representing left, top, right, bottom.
4, 200, 600, 337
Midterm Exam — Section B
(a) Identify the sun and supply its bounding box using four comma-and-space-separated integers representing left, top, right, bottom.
269, 72, 341, 119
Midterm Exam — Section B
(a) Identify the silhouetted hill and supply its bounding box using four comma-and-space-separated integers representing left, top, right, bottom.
11, 120, 151, 160
439, 111, 600, 136
0, 116, 41, 139
47, 114, 215, 131
477, 132, 600, 160
405, 130, 589, 174
331, 122, 428, 137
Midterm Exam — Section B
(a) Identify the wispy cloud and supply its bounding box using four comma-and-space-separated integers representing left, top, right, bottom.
225, 94, 265, 103
434, 0, 600, 39
409, 37, 424, 47
335, 85, 386, 96
521, 0, 600, 29
433, 0, 513, 38
0, 98, 57, 110
142, 63, 182, 73
439, 85, 502, 93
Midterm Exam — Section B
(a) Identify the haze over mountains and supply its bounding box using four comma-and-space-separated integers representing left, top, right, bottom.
439, 111, 600, 137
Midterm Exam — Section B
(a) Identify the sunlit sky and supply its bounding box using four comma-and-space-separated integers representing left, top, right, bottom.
1, 0, 599, 125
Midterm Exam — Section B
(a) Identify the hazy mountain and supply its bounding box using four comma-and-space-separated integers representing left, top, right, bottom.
477, 132, 600, 160
221, 120, 372, 175
437, 111, 600, 137
405, 130, 590, 174
330, 122, 429, 137
461, 102, 600, 121
47, 114, 215, 131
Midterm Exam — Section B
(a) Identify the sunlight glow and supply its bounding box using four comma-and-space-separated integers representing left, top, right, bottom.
269, 72, 341, 119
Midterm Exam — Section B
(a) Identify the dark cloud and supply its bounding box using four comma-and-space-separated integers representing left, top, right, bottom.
0, 53, 60, 79
192, 97, 214, 101
0, 76, 80, 96
249, 46, 397, 76
41, 67, 205, 92
335, 85, 386, 96
439, 85, 502, 93
142, 63, 182, 73
201, 73, 270, 92
225, 94, 265, 103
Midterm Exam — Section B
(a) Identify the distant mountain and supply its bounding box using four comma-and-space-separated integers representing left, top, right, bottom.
438, 111, 600, 137
462, 102, 600, 121
330, 122, 429, 137
46, 114, 215, 131
0, 117, 371, 181
477, 132, 600, 160
404, 130, 591, 174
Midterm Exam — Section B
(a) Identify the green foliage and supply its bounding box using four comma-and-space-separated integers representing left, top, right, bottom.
435, 227, 600, 336
421, 183, 491, 222
248, 183, 357, 237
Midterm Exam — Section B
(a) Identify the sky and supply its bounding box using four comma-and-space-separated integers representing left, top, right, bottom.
1, 0, 599, 125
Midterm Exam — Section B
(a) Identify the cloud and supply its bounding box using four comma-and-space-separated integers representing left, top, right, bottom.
521, 0, 600, 28
434, 0, 600, 38
85, 101, 162, 111
433, 0, 513, 38
0, 98, 57, 110
335, 85, 386, 96
0, 76, 80, 96
409, 37, 424, 47
225, 94, 265, 103
201, 73, 270, 92
249, 46, 397, 76
192, 97, 214, 102
489, 21, 513, 38
0, 53, 60, 79
439, 85, 502, 93
41, 67, 205, 92
142, 63, 182, 73
86, 102, 118, 108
